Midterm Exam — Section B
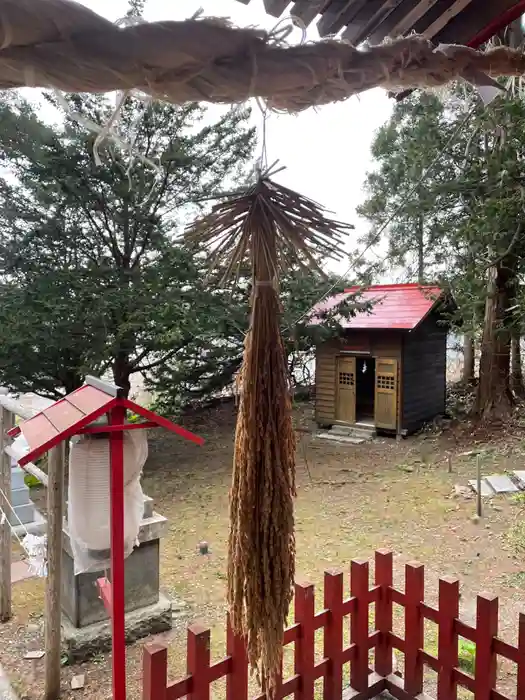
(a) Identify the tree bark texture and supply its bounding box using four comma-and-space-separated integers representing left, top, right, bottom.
462, 335, 475, 384
511, 332, 525, 398
474, 265, 514, 420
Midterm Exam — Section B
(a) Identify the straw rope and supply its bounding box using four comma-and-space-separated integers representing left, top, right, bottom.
1, 1, 524, 110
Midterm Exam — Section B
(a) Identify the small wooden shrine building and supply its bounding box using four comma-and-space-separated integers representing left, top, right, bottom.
313, 284, 451, 435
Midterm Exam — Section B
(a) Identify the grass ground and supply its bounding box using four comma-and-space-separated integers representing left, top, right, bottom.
2, 401, 525, 698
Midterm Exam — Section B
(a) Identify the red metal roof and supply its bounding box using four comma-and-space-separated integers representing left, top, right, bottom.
311, 283, 443, 331
10, 378, 204, 466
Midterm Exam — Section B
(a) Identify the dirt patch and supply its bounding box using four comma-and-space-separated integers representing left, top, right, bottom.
2, 401, 525, 698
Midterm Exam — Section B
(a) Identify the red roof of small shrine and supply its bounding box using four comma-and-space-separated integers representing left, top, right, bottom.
10, 377, 203, 466
311, 283, 444, 331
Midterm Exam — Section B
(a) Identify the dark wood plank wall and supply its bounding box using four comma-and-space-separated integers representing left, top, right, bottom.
401, 312, 447, 433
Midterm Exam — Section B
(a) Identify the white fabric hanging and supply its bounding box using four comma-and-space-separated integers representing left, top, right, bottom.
67, 429, 147, 574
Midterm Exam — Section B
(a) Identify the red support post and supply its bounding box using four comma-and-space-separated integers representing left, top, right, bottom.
295, 580, 316, 700
437, 576, 459, 700
226, 615, 248, 700
474, 593, 498, 700
350, 559, 370, 692
187, 623, 211, 700
109, 403, 127, 700
323, 570, 344, 700
404, 562, 424, 696
142, 644, 167, 700
374, 550, 393, 678
517, 613, 525, 700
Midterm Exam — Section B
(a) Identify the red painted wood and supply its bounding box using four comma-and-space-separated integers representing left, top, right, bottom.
109, 404, 127, 700
43, 399, 85, 433
474, 593, 498, 700
67, 384, 113, 414
323, 569, 344, 700
20, 413, 59, 451
124, 399, 204, 446
437, 576, 459, 700
350, 560, 369, 692
187, 623, 211, 700
295, 580, 316, 700
517, 613, 525, 700
468, 0, 525, 48
404, 562, 424, 696
142, 644, 167, 700
374, 549, 393, 677
96, 577, 113, 616
226, 616, 248, 700
80, 421, 158, 434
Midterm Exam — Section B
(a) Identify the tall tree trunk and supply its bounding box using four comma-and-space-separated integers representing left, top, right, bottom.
463, 335, 475, 384
474, 265, 514, 419
113, 355, 132, 397
417, 213, 424, 283
511, 332, 525, 398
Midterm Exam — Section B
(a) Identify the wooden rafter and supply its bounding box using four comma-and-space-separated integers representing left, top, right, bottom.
423, 0, 474, 38
342, 0, 404, 43
290, 0, 328, 27
387, 0, 442, 37
263, 0, 291, 17
317, 0, 366, 35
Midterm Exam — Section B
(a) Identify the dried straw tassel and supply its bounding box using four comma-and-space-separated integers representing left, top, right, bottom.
186, 176, 351, 693
228, 280, 296, 692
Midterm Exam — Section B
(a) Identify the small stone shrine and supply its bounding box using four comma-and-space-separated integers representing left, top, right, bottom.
61, 494, 172, 661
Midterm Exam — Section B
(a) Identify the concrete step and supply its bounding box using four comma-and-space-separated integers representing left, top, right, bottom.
317, 432, 365, 445
330, 425, 376, 440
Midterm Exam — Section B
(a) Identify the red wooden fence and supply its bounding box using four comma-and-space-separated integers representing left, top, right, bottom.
142, 549, 525, 700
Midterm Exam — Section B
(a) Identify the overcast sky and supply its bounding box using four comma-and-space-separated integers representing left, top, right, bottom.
27, 0, 395, 274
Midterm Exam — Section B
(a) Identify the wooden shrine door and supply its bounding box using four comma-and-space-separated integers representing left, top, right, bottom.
336, 356, 356, 424
374, 358, 398, 430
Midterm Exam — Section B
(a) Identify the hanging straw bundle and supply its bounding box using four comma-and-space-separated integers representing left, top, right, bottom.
187, 176, 351, 692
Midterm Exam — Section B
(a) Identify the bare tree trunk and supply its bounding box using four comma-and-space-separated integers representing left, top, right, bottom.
511, 332, 525, 398
417, 213, 424, 284
463, 335, 475, 384
474, 265, 514, 420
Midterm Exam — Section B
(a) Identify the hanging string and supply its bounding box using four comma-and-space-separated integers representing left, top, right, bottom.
0, 487, 47, 577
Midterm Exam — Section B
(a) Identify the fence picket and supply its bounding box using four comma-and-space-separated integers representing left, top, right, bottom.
187, 623, 211, 700
323, 570, 344, 700
350, 559, 369, 692
404, 562, 424, 696
295, 581, 315, 700
226, 615, 248, 700
437, 576, 459, 700
142, 644, 167, 700
474, 594, 498, 700
375, 549, 393, 678
517, 613, 525, 700
141, 556, 525, 700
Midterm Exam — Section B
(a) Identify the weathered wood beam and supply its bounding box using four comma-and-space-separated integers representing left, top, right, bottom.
387, 0, 441, 37
317, 0, 364, 35
263, 0, 291, 17
342, 0, 404, 44
45, 443, 65, 700
290, 0, 330, 28
423, 0, 474, 39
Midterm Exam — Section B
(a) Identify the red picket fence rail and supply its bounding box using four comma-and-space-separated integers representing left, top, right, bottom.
142, 549, 525, 700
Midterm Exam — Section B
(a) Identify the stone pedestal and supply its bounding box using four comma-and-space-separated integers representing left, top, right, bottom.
61, 496, 172, 661
10, 465, 36, 525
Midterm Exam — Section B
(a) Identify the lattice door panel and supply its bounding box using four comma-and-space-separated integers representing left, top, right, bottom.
336, 356, 356, 423
375, 358, 398, 430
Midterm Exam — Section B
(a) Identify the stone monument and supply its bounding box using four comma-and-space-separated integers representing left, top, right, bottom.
61, 494, 172, 661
